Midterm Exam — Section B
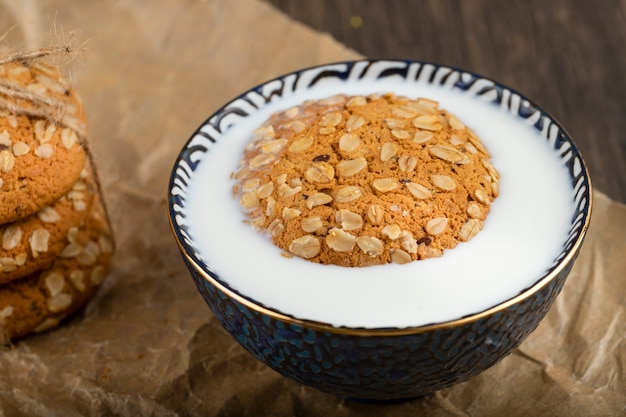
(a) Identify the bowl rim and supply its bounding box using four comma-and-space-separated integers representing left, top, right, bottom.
168, 58, 593, 336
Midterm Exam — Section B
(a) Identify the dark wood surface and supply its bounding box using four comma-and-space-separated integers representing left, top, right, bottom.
266, 0, 626, 203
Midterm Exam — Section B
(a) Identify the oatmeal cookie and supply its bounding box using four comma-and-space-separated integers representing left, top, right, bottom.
0, 61, 88, 224
0, 163, 96, 283
232, 93, 500, 267
0, 194, 113, 344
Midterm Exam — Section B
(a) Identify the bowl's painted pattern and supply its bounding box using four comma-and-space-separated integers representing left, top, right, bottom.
168, 60, 592, 401
186, 256, 573, 401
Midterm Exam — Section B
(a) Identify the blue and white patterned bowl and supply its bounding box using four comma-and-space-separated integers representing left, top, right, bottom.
167, 60, 592, 402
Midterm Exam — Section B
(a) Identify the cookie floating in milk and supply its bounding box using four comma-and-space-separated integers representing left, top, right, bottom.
232, 93, 499, 266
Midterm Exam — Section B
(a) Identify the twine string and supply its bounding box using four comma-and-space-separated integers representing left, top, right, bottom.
0, 45, 86, 139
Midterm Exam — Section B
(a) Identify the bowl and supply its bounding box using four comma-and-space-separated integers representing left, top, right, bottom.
167, 59, 592, 402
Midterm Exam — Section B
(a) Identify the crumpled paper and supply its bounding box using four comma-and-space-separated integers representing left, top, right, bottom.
0, 0, 623, 416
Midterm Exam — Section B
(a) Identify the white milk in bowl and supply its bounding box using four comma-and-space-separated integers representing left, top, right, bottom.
184, 82, 575, 329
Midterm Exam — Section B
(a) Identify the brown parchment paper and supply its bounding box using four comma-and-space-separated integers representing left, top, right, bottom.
0, 1, 624, 416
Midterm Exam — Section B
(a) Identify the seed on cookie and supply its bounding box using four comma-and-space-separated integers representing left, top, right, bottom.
382, 224, 402, 240
12, 141, 30, 156
305, 162, 335, 183
372, 178, 399, 193
326, 228, 356, 252
429, 145, 469, 164
425, 217, 449, 236
449, 135, 465, 146
284, 120, 305, 133
412, 97, 439, 113
338, 133, 361, 152
380, 143, 399, 162
240, 191, 259, 209
68, 270, 86, 292
412, 115, 442, 131
391, 129, 410, 140
356, 236, 384, 256
0, 257, 17, 272
77, 245, 98, 266
260, 138, 288, 154
412, 131, 433, 144
399, 230, 418, 254
468, 131, 489, 154
336, 209, 363, 231
305, 192, 332, 209
33, 121, 46, 142
392, 105, 420, 119
248, 215, 266, 229
481, 157, 500, 181
406, 182, 432, 200
48, 293, 72, 312
254, 125, 276, 139
6, 115, 17, 129
35, 144, 54, 158
336, 157, 367, 177
301, 216, 323, 233
61, 128, 78, 149
45, 272, 65, 297
448, 114, 465, 130
491, 181, 500, 197
398, 155, 417, 172
282, 207, 301, 221
0, 131, 11, 147
459, 219, 482, 242
249, 153, 275, 169
431, 175, 456, 191
43, 124, 57, 143
474, 189, 490, 204
0, 150, 15, 172
320, 95, 346, 106
383, 118, 405, 129
256, 182, 274, 199
467, 202, 482, 219
276, 173, 287, 185
319, 112, 342, 127
34, 317, 60, 333
29, 228, 50, 256
265, 197, 276, 216
390, 248, 412, 264
289, 235, 321, 259
288, 136, 314, 153
15, 253, 27, 266
366, 204, 384, 225
277, 183, 302, 199
268, 219, 284, 237
465, 142, 478, 154
334, 186, 363, 203
346, 96, 367, 107
60, 242, 82, 258
2, 225, 22, 250
283, 107, 299, 119
346, 114, 366, 132
0, 306, 13, 319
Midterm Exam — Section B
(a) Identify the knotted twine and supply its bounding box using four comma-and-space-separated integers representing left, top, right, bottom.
0, 44, 86, 141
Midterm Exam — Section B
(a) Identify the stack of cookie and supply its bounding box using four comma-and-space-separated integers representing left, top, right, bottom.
0, 58, 114, 343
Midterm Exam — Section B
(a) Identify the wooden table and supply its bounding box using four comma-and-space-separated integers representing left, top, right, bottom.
267, 0, 626, 203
